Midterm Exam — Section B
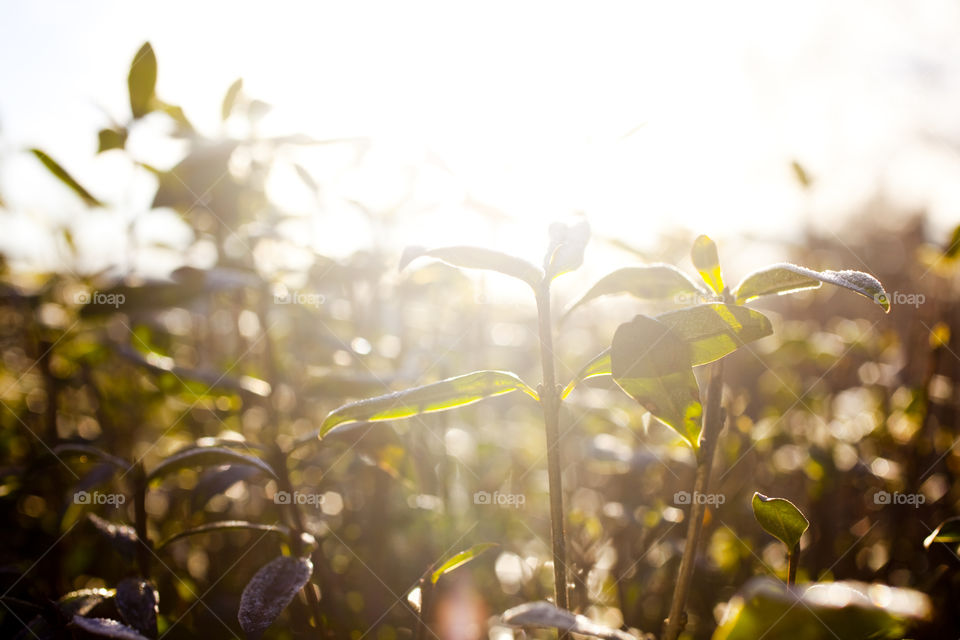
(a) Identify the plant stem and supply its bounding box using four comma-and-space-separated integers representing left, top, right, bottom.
663, 361, 725, 640
787, 544, 799, 586
133, 463, 151, 579
534, 283, 570, 622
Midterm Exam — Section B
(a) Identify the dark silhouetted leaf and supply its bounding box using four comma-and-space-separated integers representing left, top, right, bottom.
58, 588, 116, 617
611, 315, 702, 447
128, 42, 157, 119
732, 263, 890, 312
691, 235, 724, 295
565, 265, 707, 317
501, 601, 637, 640
318, 370, 537, 439
222, 78, 244, 121
562, 349, 611, 398
431, 543, 497, 584
924, 516, 960, 548
115, 579, 157, 639
401, 246, 543, 290
71, 615, 150, 639
147, 447, 276, 483
544, 218, 590, 278
87, 514, 139, 561
54, 443, 131, 472
29, 149, 103, 207
157, 521, 290, 550
191, 465, 261, 511
657, 304, 773, 365
97, 128, 127, 153
752, 493, 809, 550
238, 555, 313, 640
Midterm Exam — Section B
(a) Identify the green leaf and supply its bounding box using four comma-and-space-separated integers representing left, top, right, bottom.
400, 246, 543, 290
923, 516, 960, 548
239, 556, 313, 640
565, 265, 708, 317
157, 521, 290, 550
154, 101, 193, 134
501, 601, 637, 640
29, 149, 103, 207
752, 493, 809, 550
147, 447, 276, 483
691, 235, 725, 295
128, 42, 157, 119
791, 160, 812, 189
561, 349, 611, 398
70, 615, 150, 640
97, 128, 127, 153
610, 315, 702, 447
544, 218, 590, 279
657, 304, 773, 366
221, 78, 243, 121
318, 370, 538, 439
430, 543, 497, 584
115, 579, 158, 640
732, 263, 891, 313
713, 578, 931, 640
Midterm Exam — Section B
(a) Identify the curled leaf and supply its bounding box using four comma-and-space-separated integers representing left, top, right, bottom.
501, 601, 637, 640
54, 443, 131, 472
732, 263, 890, 312
565, 265, 708, 317
691, 235, 725, 295
147, 447, 276, 483
238, 555, 313, 640
400, 245, 543, 290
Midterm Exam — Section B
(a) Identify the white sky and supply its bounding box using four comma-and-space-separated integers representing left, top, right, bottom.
2, 0, 960, 276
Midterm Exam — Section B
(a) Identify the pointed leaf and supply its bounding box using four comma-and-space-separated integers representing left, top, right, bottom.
70, 615, 150, 640
923, 516, 960, 548
58, 588, 116, 617
222, 78, 244, 121
147, 447, 276, 483
128, 42, 157, 119
752, 493, 809, 550
238, 555, 313, 640
115, 579, 158, 639
657, 304, 773, 365
400, 246, 543, 290
501, 601, 637, 640
733, 263, 890, 312
430, 543, 497, 584
610, 315, 702, 447
565, 265, 708, 317
29, 149, 103, 207
318, 370, 537, 439
544, 218, 590, 279
54, 443, 131, 472
691, 235, 724, 294
562, 349, 611, 398
157, 521, 290, 550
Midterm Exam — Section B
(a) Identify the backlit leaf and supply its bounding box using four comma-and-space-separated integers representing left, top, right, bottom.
128, 42, 157, 119
430, 543, 497, 584
561, 349, 611, 398
71, 615, 150, 640
565, 265, 708, 317
400, 246, 543, 290
691, 235, 725, 295
221, 78, 243, 121
501, 601, 637, 640
752, 493, 809, 550
239, 556, 313, 640
29, 149, 103, 207
544, 218, 590, 279
732, 263, 890, 312
657, 304, 773, 365
147, 447, 276, 483
923, 516, 960, 548
157, 521, 290, 550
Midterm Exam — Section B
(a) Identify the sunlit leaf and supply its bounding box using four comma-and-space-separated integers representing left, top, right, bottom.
157, 521, 290, 550
691, 235, 725, 295
128, 42, 157, 119
155, 100, 193, 134
221, 78, 243, 121
87, 515, 140, 561
318, 370, 538, 439
752, 493, 808, 550
58, 588, 116, 617
400, 245, 543, 290
71, 615, 150, 640
238, 555, 313, 640
610, 315, 702, 447
791, 160, 812, 189
115, 579, 158, 639
562, 349, 611, 398
713, 578, 931, 640
97, 128, 127, 153
430, 543, 497, 584
29, 149, 103, 207
565, 265, 708, 317
657, 304, 773, 365
732, 263, 890, 312
923, 516, 960, 548
501, 601, 637, 640
544, 218, 590, 279
147, 447, 276, 483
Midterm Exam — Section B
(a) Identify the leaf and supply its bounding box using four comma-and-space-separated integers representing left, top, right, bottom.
691, 235, 725, 295
318, 370, 537, 439
544, 218, 590, 278
713, 578, 931, 640
430, 543, 497, 584
222, 78, 244, 121
752, 493, 809, 550
923, 516, 960, 548
791, 160, 812, 189
565, 265, 708, 317
70, 615, 150, 640
97, 128, 127, 153
501, 601, 637, 640
147, 447, 276, 483
400, 246, 543, 290
87, 514, 140, 561
29, 149, 103, 207
54, 443, 131, 472
561, 349, 611, 398
115, 579, 158, 639
128, 42, 157, 119
732, 263, 890, 313
657, 304, 773, 366
238, 556, 313, 640
157, 521, 290, 550
58, 588, 116, 617
610, 315, 703, 447
945, 224, 960, 259
191, 465, 261, 511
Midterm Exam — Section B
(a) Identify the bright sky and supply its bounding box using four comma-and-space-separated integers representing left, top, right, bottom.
2, 0, 960, 275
